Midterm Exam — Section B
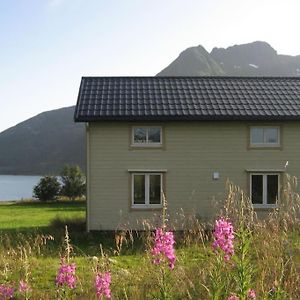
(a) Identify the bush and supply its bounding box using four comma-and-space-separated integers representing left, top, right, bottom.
60, 165, 86, 201
33, 176, 60, 201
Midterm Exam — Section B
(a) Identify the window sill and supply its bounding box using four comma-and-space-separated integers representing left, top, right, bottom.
128, 169, 167, 173
249, 144, 281, 149
253, 204, 277, 210
131, 204, 162, 210
130, 143, 162, 148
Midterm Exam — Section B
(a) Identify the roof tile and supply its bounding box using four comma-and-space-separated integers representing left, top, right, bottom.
74, 77, 300, 122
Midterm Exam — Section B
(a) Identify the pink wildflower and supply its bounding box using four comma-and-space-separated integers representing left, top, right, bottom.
228, 296, 239, 300
0, 284, 14, 300
95, 272, 111, 299
247, 289, 256, 299
19, 280, 31, 294
151, 227, 176, 269
56, 258, 76, 289
212, 218, 234, 261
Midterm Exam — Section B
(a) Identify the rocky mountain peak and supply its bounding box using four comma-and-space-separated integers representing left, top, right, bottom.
211, 41, 278, 70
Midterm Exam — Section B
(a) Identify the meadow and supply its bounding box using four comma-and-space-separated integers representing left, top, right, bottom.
0, 181, 299, 300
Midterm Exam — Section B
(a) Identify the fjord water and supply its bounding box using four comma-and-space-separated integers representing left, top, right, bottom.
0, 175, 41, 201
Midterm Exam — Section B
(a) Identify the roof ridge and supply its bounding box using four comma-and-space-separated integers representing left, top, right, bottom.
81, 76, 300, 80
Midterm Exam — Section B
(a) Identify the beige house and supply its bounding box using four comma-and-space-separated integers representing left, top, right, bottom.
74, 77, 300, 231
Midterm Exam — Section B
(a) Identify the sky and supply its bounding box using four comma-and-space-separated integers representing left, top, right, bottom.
1, 0, 300, 132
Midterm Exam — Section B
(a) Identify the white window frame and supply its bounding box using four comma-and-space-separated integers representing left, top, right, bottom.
131, 126, 162, 147
250, 126, 280, 148
250, 173, 280, 208
131, 173, 163, 209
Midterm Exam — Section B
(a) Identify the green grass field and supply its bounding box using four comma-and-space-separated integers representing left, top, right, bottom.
0, 201, 86, 230
0, 201, 150, 299
0, 201, 120, 256
0, 200, 299, 299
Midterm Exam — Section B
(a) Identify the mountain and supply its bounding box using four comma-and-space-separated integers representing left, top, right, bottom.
156, 45, 225, 76
2, 41, 300, 175
0, 106, 85, 175
158, 41, 300, 76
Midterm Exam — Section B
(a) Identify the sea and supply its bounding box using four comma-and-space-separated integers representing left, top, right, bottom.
0, 175, 42, 201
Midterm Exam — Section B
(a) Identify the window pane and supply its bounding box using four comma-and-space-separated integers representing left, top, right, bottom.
134, 175, 145, 204
134, 128, 147, 143
148, 128, 161, 143
265, 128, 278, 144
251, 128, 264, 144
267, 175, 278, 204
251, 175, 263, 204
149, 175, 161, 204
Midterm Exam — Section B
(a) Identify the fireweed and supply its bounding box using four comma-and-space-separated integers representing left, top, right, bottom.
151, 227, 176, 270
152, 193, 176, 270
208, 217, 235, 299
212, 218, 235, 261
0, 284, 14, 300
56, 226, 77, 299
247, 288, 256, 299
56, 258, 77, 289
93, 246, 112, 299
227, 289, 256, 300
150, 227, 176, 299
18, 280, 32, 300
150, 193, 176, 299
209, 219, 255, 300
95, 272, 111, 299
18, 279, 31, 294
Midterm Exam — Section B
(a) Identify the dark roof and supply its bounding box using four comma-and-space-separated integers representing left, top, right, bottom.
74, 77, 300, 122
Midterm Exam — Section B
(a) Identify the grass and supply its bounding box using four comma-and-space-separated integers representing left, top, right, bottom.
0, 200, 121, 257
0, 201, 85, 230
0, 180, 299, 299
0, 199, 151, 298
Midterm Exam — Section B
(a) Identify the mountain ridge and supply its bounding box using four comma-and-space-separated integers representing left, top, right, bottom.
158, 41, 300, 77
0, 106, 85, 175
1, 41, 300, 175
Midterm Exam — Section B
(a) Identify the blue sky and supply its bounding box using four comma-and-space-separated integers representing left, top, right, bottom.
1, 0, 300, 132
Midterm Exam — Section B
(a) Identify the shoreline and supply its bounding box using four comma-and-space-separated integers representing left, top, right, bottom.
0, 198, 37, 204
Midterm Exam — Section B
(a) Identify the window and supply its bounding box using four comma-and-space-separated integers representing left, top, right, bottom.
132, 127, 162, 146
132, 173, 163, 208
250, 126, 280, 147
250, 173, 279, 206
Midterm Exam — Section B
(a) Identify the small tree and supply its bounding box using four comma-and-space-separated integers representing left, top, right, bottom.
60, 165, 86, 201
33, 176, 60, 201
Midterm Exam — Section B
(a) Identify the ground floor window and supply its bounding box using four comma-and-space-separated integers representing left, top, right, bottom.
250, 173, 279, 206
132, 173, 162, 208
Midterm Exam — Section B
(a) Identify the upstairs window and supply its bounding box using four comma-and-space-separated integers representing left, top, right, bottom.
250, 126, 280, 147
132, 173, 162, 208
250, 173, 279, 207
132, 127, 162, 147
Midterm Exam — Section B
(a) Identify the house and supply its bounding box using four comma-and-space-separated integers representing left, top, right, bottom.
74, 77, 300, 231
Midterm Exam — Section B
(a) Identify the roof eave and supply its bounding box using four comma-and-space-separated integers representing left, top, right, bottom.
74, 115, 300, 122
